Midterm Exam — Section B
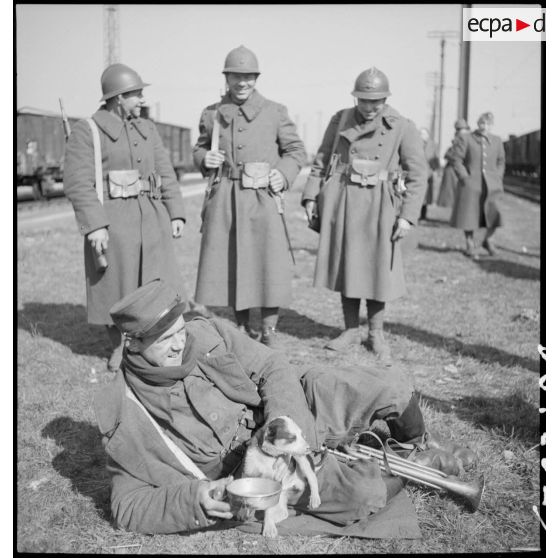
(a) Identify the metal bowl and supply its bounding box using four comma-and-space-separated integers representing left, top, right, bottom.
226, 477, 282, 511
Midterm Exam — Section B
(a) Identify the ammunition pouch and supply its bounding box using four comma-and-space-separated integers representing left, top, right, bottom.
349, 158, 383, 186
108, 170, 161, 199
241, 162, 270, 190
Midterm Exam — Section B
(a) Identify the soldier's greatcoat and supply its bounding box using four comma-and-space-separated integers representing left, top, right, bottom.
302, 105, 427, 302
193, 90, 306, 310
63, 108, 186, 324
437, 141, 461, 208
449, 130, 505, 230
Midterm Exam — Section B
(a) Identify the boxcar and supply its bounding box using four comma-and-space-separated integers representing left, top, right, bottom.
17, 106, 193, 200
504, 129, 541, 178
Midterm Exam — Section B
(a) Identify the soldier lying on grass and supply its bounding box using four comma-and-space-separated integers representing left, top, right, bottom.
95, 278, 432, 534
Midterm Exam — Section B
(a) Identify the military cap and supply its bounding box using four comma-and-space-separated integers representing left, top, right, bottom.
478, 112, 494, 124
110, 279, 186, 340
454, 118, 470, 130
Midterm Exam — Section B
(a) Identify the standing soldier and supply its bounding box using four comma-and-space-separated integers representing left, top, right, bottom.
302, 67, 427, 364
437, 119, 470, 211
193, 45, 306, 348
449, 112, 505, 258
418, 127, 441, 221
63, 63, 187, 372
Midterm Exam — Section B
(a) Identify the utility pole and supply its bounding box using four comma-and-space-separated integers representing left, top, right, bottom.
103, 5, 121, 67
457, 4, 472, 122
427, 30, 459, 156
426, 72, 440, 142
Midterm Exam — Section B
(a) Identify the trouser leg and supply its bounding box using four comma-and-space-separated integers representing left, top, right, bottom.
366, 299, 392, 364
234, 309, 258, 339
482, 227, 498, 255
464, 230, 475, 257
385, 393, 426, 443
324, 295, 361, 351
106, 325, 124, 372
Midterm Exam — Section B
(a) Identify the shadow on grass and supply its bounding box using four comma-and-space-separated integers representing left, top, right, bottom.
41, 417, 111, 522
418, 391, 539, 445
418, 243, 463, 254
473, 258, 540, 281
385, 321, 539, 373
18, 303, 109, 358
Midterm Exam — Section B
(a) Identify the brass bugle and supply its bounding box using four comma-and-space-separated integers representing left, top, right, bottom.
328, 447, 485, 511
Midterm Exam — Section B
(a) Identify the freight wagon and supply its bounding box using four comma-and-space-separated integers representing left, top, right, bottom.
17, 106, 193, 201
504, 129, 540, 179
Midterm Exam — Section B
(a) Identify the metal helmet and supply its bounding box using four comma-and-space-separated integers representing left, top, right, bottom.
222, 45, 260, 75
100, 63, 150, 102
351, 67, 391, 100
454, 118, 470, 131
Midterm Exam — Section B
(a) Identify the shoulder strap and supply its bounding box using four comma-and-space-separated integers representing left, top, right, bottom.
125, 385, 208, 480
330, 109, 351, 156
85, 117, 104, 205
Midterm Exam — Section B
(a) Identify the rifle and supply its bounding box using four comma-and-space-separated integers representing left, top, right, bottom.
201, 112, 222, 223
270, 189, 296, 266
59, 98, 71, 140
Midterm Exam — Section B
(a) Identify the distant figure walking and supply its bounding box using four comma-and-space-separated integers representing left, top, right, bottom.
301, 67, 427, 364
450, 112, 505, 258
418, 127, 441, 221
437, 118, 470, 210
63, 63, 187, 372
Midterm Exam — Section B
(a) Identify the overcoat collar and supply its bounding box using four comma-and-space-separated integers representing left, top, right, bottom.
92, 107, 149, 141
217, 90, 266, 124
339, 105, 401, 143
472, 129, 492, 144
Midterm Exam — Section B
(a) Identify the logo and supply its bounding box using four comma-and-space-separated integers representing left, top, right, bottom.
463, 7, 545, 41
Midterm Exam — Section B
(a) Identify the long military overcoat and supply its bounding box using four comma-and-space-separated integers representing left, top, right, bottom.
64, 108, 186, 324
302, 106, 427, 302
449, 130, 505, 230
437, 142, 461, 208
422, 138, 440, 205
192, 90, 306, 310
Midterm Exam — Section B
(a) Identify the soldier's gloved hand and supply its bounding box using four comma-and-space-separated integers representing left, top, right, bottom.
171, 219, 184, 238
87, 227, 109, 256
304, 200, 317, 223
391, 218, 412, 241
269, 169, 286, 193
198, 477, 234, 520
204, 150, 225, 169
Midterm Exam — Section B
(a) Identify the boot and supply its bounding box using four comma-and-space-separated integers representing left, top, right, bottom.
324, 296, 361, 351
482, 229, 498, 256
261, 307, 281, 349
464, 231, 476, 258
366, 300, 392, 365
235, 309, 259, 339
106, 325, 124, 372
419, 204, 428, 221
386, 393, 426, 444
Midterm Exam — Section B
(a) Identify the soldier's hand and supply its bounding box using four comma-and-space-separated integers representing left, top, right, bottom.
304, 200, 319, 224
87, 227, 109, 255
269, 169, 286, 193
391, 218, 412, 241
198, 477, 234, 520
204, 150, 225, 169
171, 219, 184, 238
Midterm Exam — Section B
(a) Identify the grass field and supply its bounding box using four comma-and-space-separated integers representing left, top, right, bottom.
17, 174, 542, 554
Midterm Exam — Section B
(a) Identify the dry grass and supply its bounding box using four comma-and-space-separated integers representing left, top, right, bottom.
17, 175, 541, 553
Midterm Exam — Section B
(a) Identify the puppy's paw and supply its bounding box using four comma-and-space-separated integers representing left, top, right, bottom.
309, 493, 321, 509
262, 520, 278, 538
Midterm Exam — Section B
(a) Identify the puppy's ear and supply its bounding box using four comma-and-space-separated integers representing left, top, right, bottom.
264, 419, 280, 445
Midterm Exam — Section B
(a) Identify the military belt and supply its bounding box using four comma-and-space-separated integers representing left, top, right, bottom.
333, 162, 399, 187
222, 162, 243, 181
108, 179, 162, 199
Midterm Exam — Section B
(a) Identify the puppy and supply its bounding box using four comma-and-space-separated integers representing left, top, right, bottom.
242, 416, 322, 538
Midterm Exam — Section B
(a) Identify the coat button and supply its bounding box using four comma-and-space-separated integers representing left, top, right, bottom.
194, 520, 200, 526
238, 110, 243, 116
374, 155, 380, 160
381, 130, 386, 135
238, 127, 244, 132
134, 141, 138, 146
378, 142, 383, 146
237, 145, 243, 150
137, 158, 142, 163
350, 148, 356, 153
210, 412, 218, 421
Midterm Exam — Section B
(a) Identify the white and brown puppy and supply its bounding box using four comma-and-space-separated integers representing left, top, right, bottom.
242, 416, 322, 538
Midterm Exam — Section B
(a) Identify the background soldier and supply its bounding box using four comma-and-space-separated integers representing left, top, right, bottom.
302, 67, 427, 364
192, 45, 306, 348
63, 63, 187, 371
437, 118, 470, 211
449, 112, 505, 258
418, 127, 441, 221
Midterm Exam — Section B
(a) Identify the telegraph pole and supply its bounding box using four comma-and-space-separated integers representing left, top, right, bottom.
457, 4, 472, 122
428, 30, 459, 156
103, 5, 121, 67
426, 72, 440, 142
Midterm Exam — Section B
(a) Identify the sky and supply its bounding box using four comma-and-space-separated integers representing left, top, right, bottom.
16, 3, 541, 156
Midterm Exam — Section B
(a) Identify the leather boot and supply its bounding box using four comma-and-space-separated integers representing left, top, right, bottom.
386, 393, 426, 444
366, 300, 392, 365
106, 325, 124, 372
324, 296, 361, 351
235, 309, 259, 339
261, 307, 281, 349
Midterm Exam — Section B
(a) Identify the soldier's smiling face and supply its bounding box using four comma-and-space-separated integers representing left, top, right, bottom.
119, 89, 145, 118
356, 98, 386, 121
132, 315, 187, 367
226, 72, 258, 104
